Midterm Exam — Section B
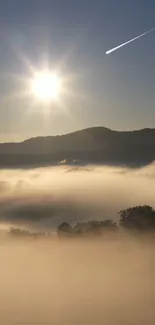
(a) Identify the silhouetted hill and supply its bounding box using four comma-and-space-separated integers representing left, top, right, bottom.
0, 126, 155, 168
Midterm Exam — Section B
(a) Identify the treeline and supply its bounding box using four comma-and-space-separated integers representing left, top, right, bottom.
9, 228, 47, 238
58, 205, 155, 237
8, 205, 155, 238
57, 219, 117, 237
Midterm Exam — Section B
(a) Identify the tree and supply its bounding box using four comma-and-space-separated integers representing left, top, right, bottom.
57, 222, 72, 236
85, 220, 117, 235
9, 228, 30, 237
57, 219, 117, 237
9, 227, 46, 238
119, 205, 155, 231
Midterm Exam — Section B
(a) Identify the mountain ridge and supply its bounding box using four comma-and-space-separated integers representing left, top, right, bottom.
0, 126, 155, 168
1, 126, 155, 145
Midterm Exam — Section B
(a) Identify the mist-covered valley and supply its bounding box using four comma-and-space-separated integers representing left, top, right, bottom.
0, 164, 155, 231
0, 165, 155, 324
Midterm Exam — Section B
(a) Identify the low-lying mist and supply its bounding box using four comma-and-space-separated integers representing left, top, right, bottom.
0, 164, 155, 231
0, 164, 155, 324
0, 238, 155, 324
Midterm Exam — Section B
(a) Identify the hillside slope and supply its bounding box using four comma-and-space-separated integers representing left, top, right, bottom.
0, 127, 155, 168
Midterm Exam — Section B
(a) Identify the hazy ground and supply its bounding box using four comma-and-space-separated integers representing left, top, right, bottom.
0, 237, 155, 324
0, 164, 155, 231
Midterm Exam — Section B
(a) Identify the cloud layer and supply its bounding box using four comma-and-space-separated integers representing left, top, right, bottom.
0, 164, 155, 231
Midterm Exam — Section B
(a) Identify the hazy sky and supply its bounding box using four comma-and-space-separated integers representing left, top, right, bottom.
0, 0, 155, 141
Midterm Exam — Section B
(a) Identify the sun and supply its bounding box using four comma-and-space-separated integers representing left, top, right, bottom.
31, 71, 62, 102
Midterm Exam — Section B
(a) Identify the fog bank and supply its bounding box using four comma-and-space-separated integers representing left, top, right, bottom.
0, 164, 155, 231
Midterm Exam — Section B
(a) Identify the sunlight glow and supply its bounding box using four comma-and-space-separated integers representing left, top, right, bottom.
31, 71, 62, 102
1, 46, 83, 120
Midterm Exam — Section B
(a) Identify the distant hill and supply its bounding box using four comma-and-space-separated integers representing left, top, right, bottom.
0, 126, 155, 168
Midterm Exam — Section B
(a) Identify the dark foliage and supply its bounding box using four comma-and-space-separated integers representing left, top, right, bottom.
9, 227, 46, 238
57, 219, 117, 237
57, 222, 72, 236
119, 205, 155, 231
8, 205, 155, 238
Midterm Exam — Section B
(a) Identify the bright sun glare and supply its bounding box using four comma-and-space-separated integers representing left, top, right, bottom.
31, 71, 62, 102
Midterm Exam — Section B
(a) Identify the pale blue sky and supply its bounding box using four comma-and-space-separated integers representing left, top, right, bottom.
0, 0, 155, 141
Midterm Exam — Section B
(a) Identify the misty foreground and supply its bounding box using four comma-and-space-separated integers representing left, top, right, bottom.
0, 237, 155, 325
0, 165, 155, 324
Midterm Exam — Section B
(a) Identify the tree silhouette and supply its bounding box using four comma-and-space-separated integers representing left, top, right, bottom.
119, 205, 155, 231
57, 222, 72, 236
57, 219, 117, 236
9, 227, 46, 238
9, 228, 31, 237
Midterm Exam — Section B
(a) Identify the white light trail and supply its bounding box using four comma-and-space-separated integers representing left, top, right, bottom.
106, 28, 155, 55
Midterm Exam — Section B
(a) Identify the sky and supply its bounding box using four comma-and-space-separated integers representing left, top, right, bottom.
0, 0, 155, 142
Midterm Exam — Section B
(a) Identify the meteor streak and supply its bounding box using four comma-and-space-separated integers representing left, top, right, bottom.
106, 28, 155, 55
